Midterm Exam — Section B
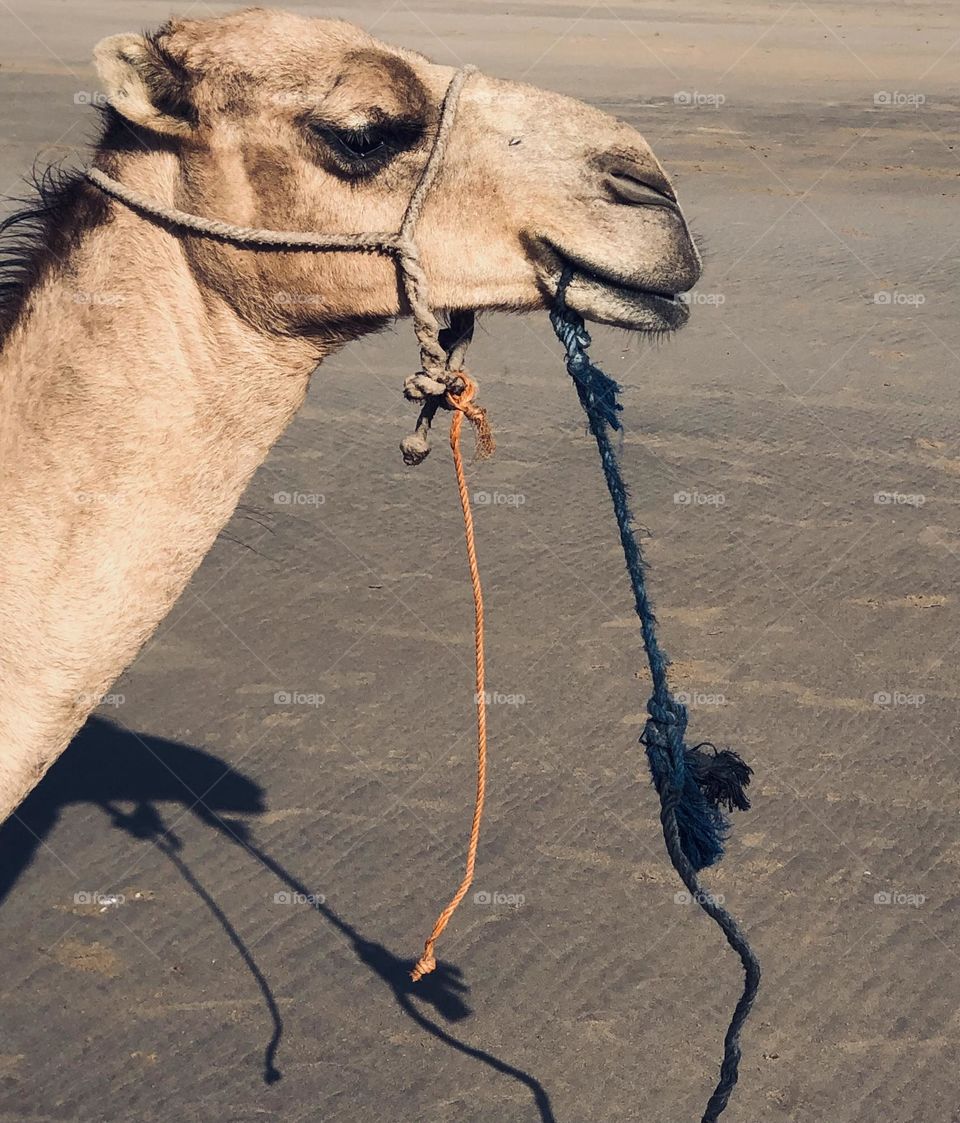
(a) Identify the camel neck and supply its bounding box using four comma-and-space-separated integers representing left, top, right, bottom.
0, 179, 323, 816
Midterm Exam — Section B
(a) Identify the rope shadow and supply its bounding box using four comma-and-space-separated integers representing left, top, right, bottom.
0, 717, 555, 1121
198, 809, 556, 1122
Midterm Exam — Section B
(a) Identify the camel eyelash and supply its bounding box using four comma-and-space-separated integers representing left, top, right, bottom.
304, 115, 425, 177
323, 124, 389, 159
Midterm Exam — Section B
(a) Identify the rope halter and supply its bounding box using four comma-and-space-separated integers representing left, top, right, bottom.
84, 64, 487, 466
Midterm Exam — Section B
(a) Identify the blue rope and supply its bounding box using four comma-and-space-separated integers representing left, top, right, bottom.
550, 271, 761, 1122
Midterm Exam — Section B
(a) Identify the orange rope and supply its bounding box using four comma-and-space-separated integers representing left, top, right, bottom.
410, 374, 494, 982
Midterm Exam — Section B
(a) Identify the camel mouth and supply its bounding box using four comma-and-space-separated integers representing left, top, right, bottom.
539, 244, 691, 333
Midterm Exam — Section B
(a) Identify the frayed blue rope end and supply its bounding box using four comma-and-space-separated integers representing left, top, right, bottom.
642, 712, 752, 870
642, 696, 751, 870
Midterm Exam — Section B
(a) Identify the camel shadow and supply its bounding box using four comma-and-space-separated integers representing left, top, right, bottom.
0, 717, 555, 1121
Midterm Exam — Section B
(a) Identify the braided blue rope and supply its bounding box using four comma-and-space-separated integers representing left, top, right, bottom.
550, 271, 761, 1122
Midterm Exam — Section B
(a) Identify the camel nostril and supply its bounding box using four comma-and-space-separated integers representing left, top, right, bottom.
596, 153, 678, 210
604, 169, 679, 211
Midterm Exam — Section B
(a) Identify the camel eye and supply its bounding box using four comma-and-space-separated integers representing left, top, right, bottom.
304, 115, 423, 178
322, 125, 388, 159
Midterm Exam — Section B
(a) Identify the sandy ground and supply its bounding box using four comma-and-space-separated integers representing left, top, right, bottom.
2, 1, 959, 1120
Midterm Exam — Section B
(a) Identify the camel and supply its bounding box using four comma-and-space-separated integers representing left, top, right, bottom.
0, 8, 700, 826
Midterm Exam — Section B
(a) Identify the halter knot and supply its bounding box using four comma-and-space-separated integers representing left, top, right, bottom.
403, 372, 449, 401
400, 369, 494, 466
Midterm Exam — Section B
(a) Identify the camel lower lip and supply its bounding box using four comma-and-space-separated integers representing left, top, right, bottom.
537, 242, 689, 331
552, 266, 690, 332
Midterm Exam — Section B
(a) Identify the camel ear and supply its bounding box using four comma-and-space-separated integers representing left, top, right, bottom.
94, 33, 197, 137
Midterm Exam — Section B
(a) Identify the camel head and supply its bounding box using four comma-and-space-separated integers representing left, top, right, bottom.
93, 8, 701, 343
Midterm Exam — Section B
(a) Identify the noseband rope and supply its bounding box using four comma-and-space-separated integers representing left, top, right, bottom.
85, 64, 757, 1121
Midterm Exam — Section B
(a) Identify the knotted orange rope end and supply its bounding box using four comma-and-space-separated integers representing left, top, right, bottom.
411, 953, 437, 982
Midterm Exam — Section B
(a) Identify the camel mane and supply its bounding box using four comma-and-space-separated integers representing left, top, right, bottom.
0, 161, 114, 344
0, 99, 160, 346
